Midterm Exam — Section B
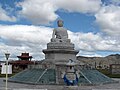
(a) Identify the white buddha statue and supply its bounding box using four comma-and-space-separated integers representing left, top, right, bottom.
51, 20, 70, 42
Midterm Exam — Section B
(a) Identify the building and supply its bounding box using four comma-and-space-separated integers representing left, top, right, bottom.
10, 53, 34, 71
110, 64, 120, 74
17, 53, 32, 61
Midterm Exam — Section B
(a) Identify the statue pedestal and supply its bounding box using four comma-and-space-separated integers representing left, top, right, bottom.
63, 86, 79, 90
42, 41, 78, 63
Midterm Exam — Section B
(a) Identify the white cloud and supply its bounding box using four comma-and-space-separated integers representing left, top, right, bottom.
0, 6, 16, 22
55, 0, 102, 13
18, 0, 58, 24
0, 0, 119, 60
0, 0, 101, 24
16, 0, 120, 38
78, 51, 103, 57
0, 25, 52, 60
69, 32, 120, 52
0, 25, 52, 44
95, 5, 120, 36
109, 0, 120, 5
17, 0, 102, 24
0, 25, 119, 60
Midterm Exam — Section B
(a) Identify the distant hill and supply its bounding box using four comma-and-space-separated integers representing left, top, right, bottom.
77, 54, 120, 68
107, 54, 120, 59
77, 54, 120, 60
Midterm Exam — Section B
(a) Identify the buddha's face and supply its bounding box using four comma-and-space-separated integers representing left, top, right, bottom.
57, 20, 63, 27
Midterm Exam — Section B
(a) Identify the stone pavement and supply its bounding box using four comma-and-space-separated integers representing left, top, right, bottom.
0, 78, 120, 90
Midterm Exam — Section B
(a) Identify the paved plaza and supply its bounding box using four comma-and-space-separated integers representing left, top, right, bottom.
0, 78, 120, 90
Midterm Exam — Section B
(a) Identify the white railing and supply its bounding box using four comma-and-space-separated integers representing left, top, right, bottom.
35, 69, 48, 84
80, 71, 92, 84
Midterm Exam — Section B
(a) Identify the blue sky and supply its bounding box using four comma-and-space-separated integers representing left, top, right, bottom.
0, 0, 120, 60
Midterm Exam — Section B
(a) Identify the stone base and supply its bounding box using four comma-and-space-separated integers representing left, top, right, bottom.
43, 49, 79, 62
63, 86, 78, 90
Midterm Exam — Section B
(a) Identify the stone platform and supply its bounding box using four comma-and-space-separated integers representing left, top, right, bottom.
1, 78, 120, 90
63, 86, 79, 90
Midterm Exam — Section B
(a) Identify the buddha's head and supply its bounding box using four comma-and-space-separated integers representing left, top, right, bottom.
57, 20, 63, 27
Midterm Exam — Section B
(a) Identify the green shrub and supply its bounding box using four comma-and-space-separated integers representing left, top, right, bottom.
97, 69, 120, 78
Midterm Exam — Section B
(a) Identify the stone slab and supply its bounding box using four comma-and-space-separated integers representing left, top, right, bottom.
63, 86, 79, 90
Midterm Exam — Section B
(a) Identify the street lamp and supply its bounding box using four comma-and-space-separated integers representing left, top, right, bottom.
5, 52, 10, 90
